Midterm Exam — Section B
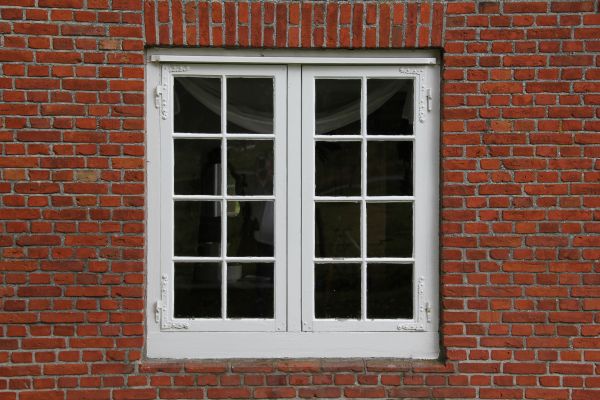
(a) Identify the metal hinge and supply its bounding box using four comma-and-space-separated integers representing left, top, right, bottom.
155, 84, 168, 120
426, 88, 432, 112
154, 300, 162, 323
425, 302, 432, 323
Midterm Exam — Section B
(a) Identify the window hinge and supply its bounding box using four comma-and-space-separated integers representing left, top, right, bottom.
155, 84, 168, 120
426, 88, 432, 112
154, 300, 162, 323
425, 302, 432, 323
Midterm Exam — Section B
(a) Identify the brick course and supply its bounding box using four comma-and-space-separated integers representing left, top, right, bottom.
1, 0, 599, 399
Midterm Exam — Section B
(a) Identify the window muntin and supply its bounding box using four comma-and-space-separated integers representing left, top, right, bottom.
147, 54, 439, 358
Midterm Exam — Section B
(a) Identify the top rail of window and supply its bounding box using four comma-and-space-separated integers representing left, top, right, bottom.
148, 49, 438, 65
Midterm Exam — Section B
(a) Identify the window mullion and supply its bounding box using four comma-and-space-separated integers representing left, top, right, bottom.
220, 75, 227, 320
360, 76, 368, 322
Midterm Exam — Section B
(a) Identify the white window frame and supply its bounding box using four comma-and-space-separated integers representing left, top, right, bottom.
146, 49, 440, 359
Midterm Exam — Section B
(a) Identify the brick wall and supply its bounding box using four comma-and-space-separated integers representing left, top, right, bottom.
1, 1, 599, 399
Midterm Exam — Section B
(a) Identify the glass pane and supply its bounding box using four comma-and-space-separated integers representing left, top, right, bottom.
315, 264, 361, 319
174, 77, 221, 133
227, 263, 274, 318
367, 79, 413, 135
316, 141, 361, 196
174, 201, 221, 257
315, 202, 360, 258
367, 141, 413, 196
174, 263, 221, 318
227, 140, 273, 195
227, 201, 273, 257
367, 264, 413, 319
315, 79, 361, 135
227, 78, 273, 134
367, 202, 412, 257
174, 139, 221, 195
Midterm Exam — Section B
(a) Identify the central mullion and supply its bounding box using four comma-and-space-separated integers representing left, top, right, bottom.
360, 76, 367, 321
220, 75, 228, 320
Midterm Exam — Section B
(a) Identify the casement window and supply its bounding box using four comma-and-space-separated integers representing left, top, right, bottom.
146, 50, 440, 359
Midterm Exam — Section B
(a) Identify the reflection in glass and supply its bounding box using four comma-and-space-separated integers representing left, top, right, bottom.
315, 79, 361, 135
367, 79, 413, 135
315, 202, 360, 258
174, 77, 221, 133
367, 202, 412, 257
316, 141, 361, 196
367, 141, 413, 196
227, 78, 274, 134
227, 201, 274, 257
227, 263, 274, 318
315, 264, 361, 319
174, 139, 221, 195
227, 140, 273, 195
367, 264, 412, 319
174, 263, 221, 318
174, 201, 221, 257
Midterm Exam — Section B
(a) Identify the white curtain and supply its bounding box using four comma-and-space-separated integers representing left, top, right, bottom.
175, 77, 412, 133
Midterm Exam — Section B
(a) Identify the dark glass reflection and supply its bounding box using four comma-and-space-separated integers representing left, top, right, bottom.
367, 141, 413, 196
174, 77, 221, 133
174, 201, 221, 257
315, 264, 361, 319
174, 139, 221, 195
367, 202, 412, 257
227, 140, 273, 195
315, 202, 360, 258
367, 79, 413, 135
315, 79, 361, 135
316, 141, 361, 196
227, 201, 273, 257
227, 263, 274, 318
227, 78, 273, 134
367, 264, 413, 319
174, 263, 221, 318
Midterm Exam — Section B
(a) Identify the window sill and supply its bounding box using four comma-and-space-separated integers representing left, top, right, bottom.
147, 331, 439, 359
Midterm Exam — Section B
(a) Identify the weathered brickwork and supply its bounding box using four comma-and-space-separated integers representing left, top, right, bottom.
0, 0, 599, 399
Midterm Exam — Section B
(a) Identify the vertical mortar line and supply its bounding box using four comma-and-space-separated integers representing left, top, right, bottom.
221, 75, 227, 319
402, 1, 407, 48
361, 76, 368, 321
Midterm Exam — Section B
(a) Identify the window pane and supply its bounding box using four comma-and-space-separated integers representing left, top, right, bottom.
367, 202, 412, 257
227, 140, 273, 195
174, 139, 221, 195
315, 264, 361, 319
316, 141, 361, 196
367, 264, 413, 319
174, 201, 221, 257
174, 77, 221, 134
367, 79, 413, 135
174, 263, 221, 318
367, 141, 413, 196
227, 263, 274, 318
315, 79, 361, 135
315, 202, 360, 258
227, 201, 273, 257
227, 78, 273, 134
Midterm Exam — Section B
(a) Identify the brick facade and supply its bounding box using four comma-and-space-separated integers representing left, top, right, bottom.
1, 0, 599, 399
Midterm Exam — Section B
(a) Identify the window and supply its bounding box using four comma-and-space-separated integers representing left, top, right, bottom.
146, 50, 440, 359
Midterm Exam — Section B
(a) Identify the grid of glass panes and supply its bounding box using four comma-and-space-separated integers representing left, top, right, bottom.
171, 75, 276, 321
313, 77, 414, 321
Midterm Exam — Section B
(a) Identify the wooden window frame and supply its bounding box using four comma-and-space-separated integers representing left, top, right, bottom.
146, 49, 440, 359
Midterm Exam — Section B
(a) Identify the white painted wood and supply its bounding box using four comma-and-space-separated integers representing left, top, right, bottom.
147, 331, 439, 359
146, 55, 440, 358
286, 65, 303, 332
